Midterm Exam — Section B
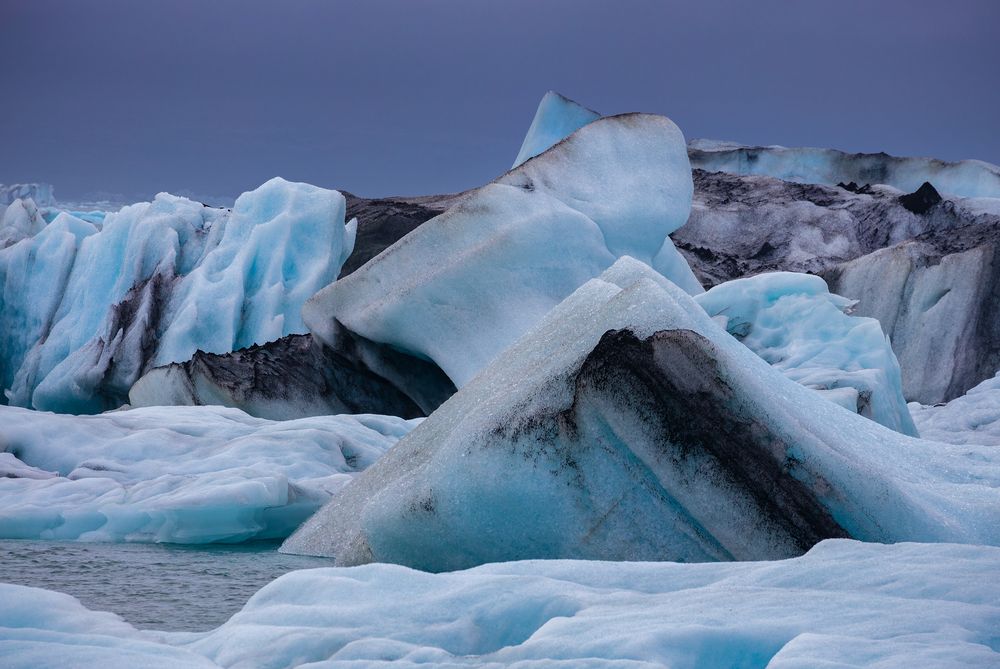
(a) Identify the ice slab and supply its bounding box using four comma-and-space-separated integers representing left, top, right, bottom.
511, 90, 601, 168
284, 258, 1000, 569
0, 404, 417, 543
910, 371, 1000, 446
304, 114, 700, 389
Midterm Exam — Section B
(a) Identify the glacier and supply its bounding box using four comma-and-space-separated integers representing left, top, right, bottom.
694, 272, 916, 435
0, 404, 418, 543
511, 90, 601, 168
0, 178, 357, 413
304, 113, 701, 389
282, 258, 999, 569
2, 541, 999, 668
688, 139, 1000, 199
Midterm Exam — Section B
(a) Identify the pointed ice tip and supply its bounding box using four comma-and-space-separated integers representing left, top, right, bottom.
512, 91, 602, 168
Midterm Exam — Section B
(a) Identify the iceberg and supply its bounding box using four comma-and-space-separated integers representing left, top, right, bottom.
688, 140, 1000, 199
821, 224, 1000, 404
511, 90, 601, 168
0, 183, 55, 207
695, 272, 917, 435
282, 258, 999, 569
0, 404, 417, 543
0, 177, 357, 413
3, 541, 999, 668
304, 113, 700, 389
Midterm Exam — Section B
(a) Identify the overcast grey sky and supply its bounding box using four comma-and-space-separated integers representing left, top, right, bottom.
2, 0, 998, 203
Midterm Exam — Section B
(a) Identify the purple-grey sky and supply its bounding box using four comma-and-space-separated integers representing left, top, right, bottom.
2, 0, 998, 203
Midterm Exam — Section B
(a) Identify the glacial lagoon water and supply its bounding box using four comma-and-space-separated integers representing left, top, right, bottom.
0, 540, 332, 631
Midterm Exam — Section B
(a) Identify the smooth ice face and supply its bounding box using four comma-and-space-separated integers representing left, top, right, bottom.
3, 541, 999, 668
0, 177, 357, 413
822, 239, 1000, 404
304, 114, 699, 388
910, 372, 1000, 446
688, 141, 1000, 199
284, 258, 1000, 569
511, 91, 600, 168
695, 272, 917, 435
0, 404, 417, 543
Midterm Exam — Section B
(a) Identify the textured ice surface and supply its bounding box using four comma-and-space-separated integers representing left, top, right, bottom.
0, 198, 47, 248
0, 177, 357, 413
511, 90, 601, 168
695, 272, 917, 435
305, 114, 700, 388
822, 235, 1000, 404
284, 258, 1000, 568
910, 372, 1000, 446
688, 141, 1000, 199
0, 404, 417, 543
2, 541, 999, 668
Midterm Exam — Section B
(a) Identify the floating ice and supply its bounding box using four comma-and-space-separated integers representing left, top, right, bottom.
688, 140, 1000, 199
0, 177, 357, 413
511, 90, 601, 168
909, 372, 1000, 446
284, 258, 1000, 569
0, 404, 417, 543
2, 541, 999, 668
0, 183, 55, 206
695, 272, 917, 435
304, 114, 700, 389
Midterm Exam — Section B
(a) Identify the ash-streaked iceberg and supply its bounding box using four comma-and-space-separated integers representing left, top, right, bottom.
0, 404, 417, 543
695, 272, 917, 435
0, 177, 357, 413
304, 113, 700, 389
3, 541, 999, 668
283, 259, 999, 569
688, 139, 1000, 199
511, 90, 601, 168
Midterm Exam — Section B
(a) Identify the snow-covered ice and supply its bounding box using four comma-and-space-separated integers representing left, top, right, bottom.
0, 177, 357, 413
2, 541, 999, 668
695, 272, 917, 435
0, 404, 417, 543
284, 258, 1000, 569
910, 371, 1000, 446
511, 90, 600, 168
304, 113, 700, 389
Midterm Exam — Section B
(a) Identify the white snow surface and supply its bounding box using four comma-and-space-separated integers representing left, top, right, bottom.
689, 141, 1000, 199
2, 541, 999, 668
304, 113, 700, 388
285, 258, 1000, 568
511, 90, 601, 168
0, 404, 417, 543
695, 272, 917, 435
0, 177, 357, 413
910, 371, 1000, 446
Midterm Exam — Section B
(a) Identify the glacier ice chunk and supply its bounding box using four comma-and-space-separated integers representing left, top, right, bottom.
511, 90, 601, 168
304, 113, 700, 389
695, 272, 917, 435
283, 258, 1000, 569
0, 404, 417, 543
0, 177, 357, 413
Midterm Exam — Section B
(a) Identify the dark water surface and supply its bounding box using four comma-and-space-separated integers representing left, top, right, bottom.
0, 540, 332, 631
